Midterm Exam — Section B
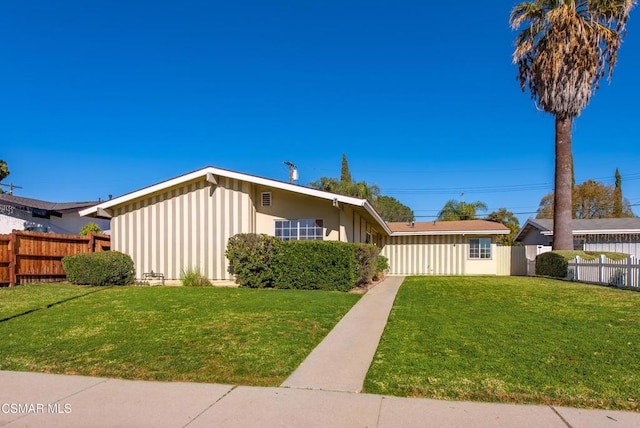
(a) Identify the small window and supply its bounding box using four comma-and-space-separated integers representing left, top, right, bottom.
469, 238, 491, 259
261, 192, 272, 207
275, 219, 323, 240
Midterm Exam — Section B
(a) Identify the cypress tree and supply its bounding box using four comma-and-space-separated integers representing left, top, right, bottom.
613, 168, 623, 217
340, 153, 352, 184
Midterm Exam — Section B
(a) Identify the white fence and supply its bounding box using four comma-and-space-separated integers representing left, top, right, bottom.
567, 255, 640, 290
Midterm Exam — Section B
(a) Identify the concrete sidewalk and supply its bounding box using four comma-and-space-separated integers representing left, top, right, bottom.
1, 371, 639, 427
281, 275, 405, 392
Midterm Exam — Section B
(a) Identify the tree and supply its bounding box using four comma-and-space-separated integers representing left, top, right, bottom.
437, 199, 488, 221
487, 208, 520, 246
536, 179, 634, 219
309, 154, 414, 222
373, 195, 414, 222
510, 0, 635, 249
340, 153, 352, 184
614, 168, 623, 217
0, 160, 8, 194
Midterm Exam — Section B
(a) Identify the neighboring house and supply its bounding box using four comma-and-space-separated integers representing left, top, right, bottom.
80, 166, 511, 280
0, 193, 110, 235
516, 218, 640, 258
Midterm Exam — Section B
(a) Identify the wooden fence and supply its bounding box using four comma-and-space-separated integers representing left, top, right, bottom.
0, 231, 110, 286
567, 255, 640, 291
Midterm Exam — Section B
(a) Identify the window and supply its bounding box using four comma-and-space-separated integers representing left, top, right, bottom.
275, 219, 323, 241
469, 238, 491, 259
261, 192, 272, 207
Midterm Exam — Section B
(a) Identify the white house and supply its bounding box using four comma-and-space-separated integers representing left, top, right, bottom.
81, 166, 511, 280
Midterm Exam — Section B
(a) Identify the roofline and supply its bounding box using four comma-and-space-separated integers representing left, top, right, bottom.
541, 229, 640, 236
390, 229, 510, 236
80, 166, 394, 234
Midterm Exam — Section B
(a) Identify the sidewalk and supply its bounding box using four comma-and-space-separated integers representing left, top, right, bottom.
1, 276, 639, 427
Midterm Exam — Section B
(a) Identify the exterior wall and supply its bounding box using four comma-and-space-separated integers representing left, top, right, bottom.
0, 210, 110, 235
255, 187, 380, 243
112, 177, 254, 280
381, 235, 500, 275
580, 234, 640, 258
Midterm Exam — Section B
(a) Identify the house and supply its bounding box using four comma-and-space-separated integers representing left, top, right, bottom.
80, 166, 511, 280
0, 193, 110, 235
515, 218, 640, 258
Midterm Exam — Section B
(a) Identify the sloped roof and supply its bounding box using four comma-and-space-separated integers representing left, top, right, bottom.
515, 218, 640, 241
387, 220, 510, 235
0, 193, 100, 213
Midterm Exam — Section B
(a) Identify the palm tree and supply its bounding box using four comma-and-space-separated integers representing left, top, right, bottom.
437, 199, 488, 221
510, 0, 634, 250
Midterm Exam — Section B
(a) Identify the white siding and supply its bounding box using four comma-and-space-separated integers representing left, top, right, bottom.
112, 177, 254, 280
381, 235, 466, 275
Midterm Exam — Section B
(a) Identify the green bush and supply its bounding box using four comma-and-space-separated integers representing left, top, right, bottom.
79, 222, 102, 236
374, 255, 389, 281
226, 234, 282, 288
272, 241, 357, 291
536, 251, 569, 278
355, 244, 380, 287
181, 267, 212, 287
62, 251, 135, 286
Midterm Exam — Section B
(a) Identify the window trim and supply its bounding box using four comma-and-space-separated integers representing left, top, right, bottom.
274, 219, 324, 241
469, 237, 492, 260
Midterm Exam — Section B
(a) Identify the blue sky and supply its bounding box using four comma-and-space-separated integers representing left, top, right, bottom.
2, 1, 639, 225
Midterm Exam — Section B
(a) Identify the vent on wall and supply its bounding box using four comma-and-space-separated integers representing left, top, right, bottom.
261, 192, 272, 207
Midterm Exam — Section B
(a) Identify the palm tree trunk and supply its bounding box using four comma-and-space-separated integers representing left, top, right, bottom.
553, 117, 574, 250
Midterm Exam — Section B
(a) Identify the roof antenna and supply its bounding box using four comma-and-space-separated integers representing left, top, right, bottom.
283, 161, 298, 184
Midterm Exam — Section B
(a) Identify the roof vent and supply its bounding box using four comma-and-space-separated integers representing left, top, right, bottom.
261, 192, 272, 207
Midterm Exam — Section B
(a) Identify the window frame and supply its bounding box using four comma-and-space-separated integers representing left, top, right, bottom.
469, 237, 492, 260
274, 219, 324, 241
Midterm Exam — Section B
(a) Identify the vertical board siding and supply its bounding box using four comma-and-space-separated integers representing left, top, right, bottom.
112, 178, 253, 280
496, 246, 527, 276
381, 235, 466, 275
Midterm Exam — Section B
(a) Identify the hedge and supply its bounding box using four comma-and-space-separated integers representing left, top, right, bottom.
225, 234, 386, 291
273, 241, 357, 291
62, 251, 136, 286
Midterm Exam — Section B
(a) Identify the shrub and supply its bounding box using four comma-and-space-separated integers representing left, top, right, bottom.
226, 234, 282, 288
272, 241, 357, 291
374, 255, 389, 281
536, 252, 569, 278
62, 251, 135, 286
181, 267, 212, 287
355, 244, 380, 287
79, 222, 102, 236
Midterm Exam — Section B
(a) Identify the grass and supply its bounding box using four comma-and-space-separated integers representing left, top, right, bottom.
0, 284, 360, 386
0, 283, 98, 320
364, 276, 640, 411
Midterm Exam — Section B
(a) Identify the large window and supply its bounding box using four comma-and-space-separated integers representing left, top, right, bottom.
275, 219, 324, 241
469, 238, 491, 259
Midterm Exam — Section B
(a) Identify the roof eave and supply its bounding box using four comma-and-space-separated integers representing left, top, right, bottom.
391, 230, 510, 236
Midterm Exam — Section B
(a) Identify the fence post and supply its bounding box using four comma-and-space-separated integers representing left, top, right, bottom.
88, 233, 95, 253
628, 255, 634, 289
598, 255, 604, 284
8, 232, 16, 287
574, 257, 579, 282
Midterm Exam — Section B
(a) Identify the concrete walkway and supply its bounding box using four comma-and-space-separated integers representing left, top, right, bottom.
281, 275, 405, 392
2, 276, 640, 427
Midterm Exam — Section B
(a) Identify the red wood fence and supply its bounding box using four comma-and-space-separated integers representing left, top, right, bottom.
0, 231, 110, 286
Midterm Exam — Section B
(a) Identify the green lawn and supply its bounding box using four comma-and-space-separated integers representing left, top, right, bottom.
0, 284, 360, 386
364, 276, 640, 411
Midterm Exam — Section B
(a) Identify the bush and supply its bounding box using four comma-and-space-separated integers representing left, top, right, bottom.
355, 244, 380, 287
62, 251, 135, 286
79, 222, 102, 236
374, 255, 389, 281
536, 252, 569, 278
226, 234, 282, 288
181, 267, 212, 287
272, 241, 357, 291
